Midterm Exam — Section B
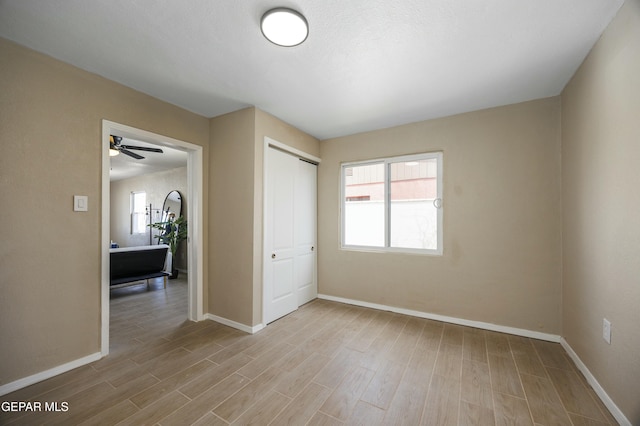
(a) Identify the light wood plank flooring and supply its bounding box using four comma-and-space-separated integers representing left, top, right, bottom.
1, 277, 618, 425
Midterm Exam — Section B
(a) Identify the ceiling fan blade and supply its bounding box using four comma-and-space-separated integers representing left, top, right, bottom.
120, 149, 145, 160
121, 145, 164, 153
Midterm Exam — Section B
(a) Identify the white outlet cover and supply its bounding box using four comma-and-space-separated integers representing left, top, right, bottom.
603, 318, 611, 344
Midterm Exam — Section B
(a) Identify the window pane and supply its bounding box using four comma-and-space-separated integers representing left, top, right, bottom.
344, 163, 385, 247
389, 159, 438, 249
132, 192, 146, 212
131, 191, 147, 234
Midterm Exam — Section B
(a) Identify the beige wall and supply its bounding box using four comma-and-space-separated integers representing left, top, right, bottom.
208, 107, 319, 327
110, 167, 188, 268
209, 108, 256, 326
561, 0, 640, 421
0, 38, 209, 386
319, 97, 562, 334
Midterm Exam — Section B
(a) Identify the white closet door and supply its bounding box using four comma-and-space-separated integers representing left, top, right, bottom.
264, 147, 317, 324
265, 147, 298, 324
295, 159, 317, 306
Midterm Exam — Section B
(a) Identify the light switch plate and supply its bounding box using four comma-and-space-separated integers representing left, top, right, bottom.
74, 195, 88, 212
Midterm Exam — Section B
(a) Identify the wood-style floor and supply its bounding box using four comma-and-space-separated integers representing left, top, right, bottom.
1, 277, 618, 425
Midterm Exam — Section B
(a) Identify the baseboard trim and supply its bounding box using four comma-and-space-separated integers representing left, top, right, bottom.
317, 294, 561, 343
560, 338, 630, 426
0, 352, 102, 397
205, 314, 264, 334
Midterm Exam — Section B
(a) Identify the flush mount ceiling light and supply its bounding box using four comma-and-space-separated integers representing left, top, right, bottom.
261, 8, 308, 47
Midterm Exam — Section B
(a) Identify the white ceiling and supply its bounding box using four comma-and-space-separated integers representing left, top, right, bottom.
109, 138, 187, 181
0, 0, 624, 140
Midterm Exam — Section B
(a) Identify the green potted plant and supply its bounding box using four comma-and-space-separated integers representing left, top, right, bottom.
149, 215, 187, 278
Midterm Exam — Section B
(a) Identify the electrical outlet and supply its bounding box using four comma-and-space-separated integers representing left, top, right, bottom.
603, 318, 611, 344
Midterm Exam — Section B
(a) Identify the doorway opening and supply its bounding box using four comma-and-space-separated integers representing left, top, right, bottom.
101, 120, 204, 356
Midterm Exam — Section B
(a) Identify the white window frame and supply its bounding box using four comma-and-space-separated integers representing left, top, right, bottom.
341, 152, 443, 255
130, 191, 147, 235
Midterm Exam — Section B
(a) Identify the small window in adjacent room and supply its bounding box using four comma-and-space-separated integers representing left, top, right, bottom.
131, 191, 147, 234
341, 152, 443, 255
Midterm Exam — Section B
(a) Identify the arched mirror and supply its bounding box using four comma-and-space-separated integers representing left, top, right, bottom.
161, 190, 182, 223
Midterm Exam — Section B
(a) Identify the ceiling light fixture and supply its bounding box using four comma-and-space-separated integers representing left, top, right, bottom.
261, 8, 308, 47
109, 135, 120, 156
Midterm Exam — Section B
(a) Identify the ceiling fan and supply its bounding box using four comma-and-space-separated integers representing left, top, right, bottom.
110, 135, 163, 159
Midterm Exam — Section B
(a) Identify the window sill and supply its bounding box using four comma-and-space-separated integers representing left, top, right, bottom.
340, 245, 443, 257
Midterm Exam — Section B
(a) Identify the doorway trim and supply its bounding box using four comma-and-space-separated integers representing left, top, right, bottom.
262, 137, 320, 327
101, 120, 204, 356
